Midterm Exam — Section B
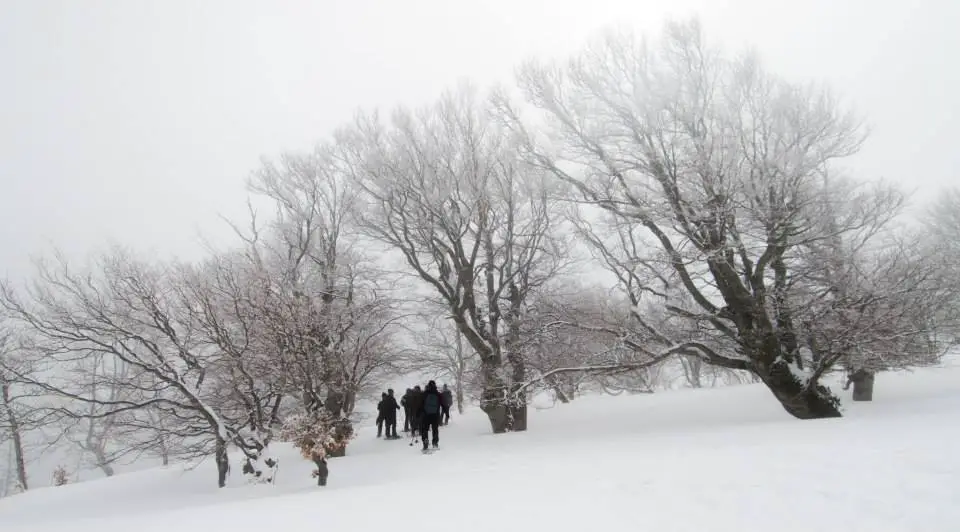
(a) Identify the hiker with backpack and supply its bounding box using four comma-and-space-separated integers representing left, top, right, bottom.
419, 380, 443, 451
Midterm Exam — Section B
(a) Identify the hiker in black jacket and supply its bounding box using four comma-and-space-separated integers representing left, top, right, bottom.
440, 384, 453, 426
419, 380, 443, 450
408, 385, 424, 443
401, 388, 413, 432
376, 392, 387, 438
382, 388, 400, 438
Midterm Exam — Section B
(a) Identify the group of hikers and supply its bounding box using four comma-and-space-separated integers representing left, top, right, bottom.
376, 380, 454, 451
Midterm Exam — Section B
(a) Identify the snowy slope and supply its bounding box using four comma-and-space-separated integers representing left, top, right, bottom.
2, 365, 959, 532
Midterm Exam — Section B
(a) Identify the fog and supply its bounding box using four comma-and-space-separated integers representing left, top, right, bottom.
2, 0, 957, 278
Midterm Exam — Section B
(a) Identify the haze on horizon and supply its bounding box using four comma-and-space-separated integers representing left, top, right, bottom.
1, 0, 957, 280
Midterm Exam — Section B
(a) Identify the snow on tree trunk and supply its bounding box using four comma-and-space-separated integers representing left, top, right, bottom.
242, 455, 278, 484
509, 403, 528, 432
757, 360, 842, 419
479, 364, 514, 433
850, 370, 876, 402
240, 437, 279, 484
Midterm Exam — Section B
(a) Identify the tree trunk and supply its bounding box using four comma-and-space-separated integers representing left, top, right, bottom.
342, 389, 357, 417
481, 393, 529, 433
478, 359, 530, 433
455, 385, 465, 415
553, 387, 571, 404
1, 380, 28, 491
10, 415, 28, 492
483, 402, 510, 433
454, 323, 467, 415
95, 457, 115, 477
505, 328, 528, 432
849, 370, 875, 402
241, 442, 278, 484
681, 356, 703, 388
313, 458, 328, 486
509, 404, 528, 432
323, 388, 351, 458
85, 422, 115, 477
157, 434, 170, 466
215, 436, 229, 488
757, 361, 842, 419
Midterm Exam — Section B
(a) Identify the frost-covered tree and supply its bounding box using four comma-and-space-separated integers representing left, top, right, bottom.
174, 255, 287, 482
61, 358, 128, 477
503, 19, 933, 419
0, 250, 236, 487
339, 87, 567, 433
921, 186, 960, 346
212, 147, 408, 458
410, 311, 478, 414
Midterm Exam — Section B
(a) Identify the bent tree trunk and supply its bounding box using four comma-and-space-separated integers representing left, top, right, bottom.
849, 369, 875, 402
756, 360, 842, 419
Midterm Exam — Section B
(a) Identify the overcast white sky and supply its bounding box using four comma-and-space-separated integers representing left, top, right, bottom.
1, 0, 957, 280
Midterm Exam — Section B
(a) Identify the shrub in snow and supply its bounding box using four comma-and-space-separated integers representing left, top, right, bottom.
279, 411, 353, 486
52, 465, 69, 487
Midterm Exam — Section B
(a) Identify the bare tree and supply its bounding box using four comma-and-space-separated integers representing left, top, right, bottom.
247, 150, 358, 424
503, 19, 928, 419
827, 233, 951, 400
236, 147, 405, 453
921, 186, 960, 345
411, 310, 479, 414
174, 255, 287, 482
339, 86, 568, 433
60, 357, 129, 477
522, 284, 683, 398
0, 250, 235, 487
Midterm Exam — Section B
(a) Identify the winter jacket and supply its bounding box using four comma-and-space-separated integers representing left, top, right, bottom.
408, 389, 424, 417
381, 394, 400, 421
420, 382, 443, 416
441, 389, 453, 409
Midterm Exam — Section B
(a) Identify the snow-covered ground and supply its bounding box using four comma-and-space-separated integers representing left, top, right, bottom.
2, 364, 959, 532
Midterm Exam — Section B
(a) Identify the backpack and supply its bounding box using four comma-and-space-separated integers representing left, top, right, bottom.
423, 392, 441, 415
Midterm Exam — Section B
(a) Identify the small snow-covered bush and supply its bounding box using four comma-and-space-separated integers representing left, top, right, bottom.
279, 411, 353, 486
52, 465, 69, 487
